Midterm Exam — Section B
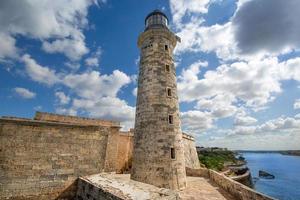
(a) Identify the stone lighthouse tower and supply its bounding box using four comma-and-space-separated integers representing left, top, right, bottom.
131, 10, 186, 190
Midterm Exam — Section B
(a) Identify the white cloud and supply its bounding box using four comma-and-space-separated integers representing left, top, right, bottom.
132, 88, 137, 97
55, 107, 77, 116
175, 21, 237, 60
62, 70, 131, 99
170, 0, 212, 26
14, 87, 36, 99
58, 69, 134, 130
85, 47, 102, 67
234, 114, 257, 126
181, 110, 214, 132
21, 54, 59, 86
55, 91, 70, 105
0, 0, 105, 60
294, 99, 300, 109
72, 97, 135, 130
42, 34, 89, 61
179, 57, 300, 111
0, 33, 17, 59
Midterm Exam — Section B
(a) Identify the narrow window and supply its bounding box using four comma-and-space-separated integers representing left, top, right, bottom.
168, 115, 173, 124
165, 64, 170, 72
171, 148, 175, 159
165, 45, 169, 51
167, 88, 172, 97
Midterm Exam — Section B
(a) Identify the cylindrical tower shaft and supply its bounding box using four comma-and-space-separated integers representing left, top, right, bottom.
131, 10, 186, 190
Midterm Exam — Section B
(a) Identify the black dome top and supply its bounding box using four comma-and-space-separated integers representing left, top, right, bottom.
145, 9, 168, 24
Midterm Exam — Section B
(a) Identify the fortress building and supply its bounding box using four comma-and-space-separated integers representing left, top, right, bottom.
131, 10, 187, 190
0, 10, 274, 200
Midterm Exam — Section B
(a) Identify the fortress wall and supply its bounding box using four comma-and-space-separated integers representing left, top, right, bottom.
116, 133, 133, 173
0, 118, 110, 200
184, 167, 274, 200
182, 133, 201, 169
34, 112, 120, 127
103, 127, 120, 172
209, 170, 274, 200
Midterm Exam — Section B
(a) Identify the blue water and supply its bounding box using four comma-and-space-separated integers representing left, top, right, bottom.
241, 152, 300, 200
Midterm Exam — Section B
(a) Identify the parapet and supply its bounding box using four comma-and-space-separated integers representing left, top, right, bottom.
34, 112, 120, 127
182, 132, 195, 141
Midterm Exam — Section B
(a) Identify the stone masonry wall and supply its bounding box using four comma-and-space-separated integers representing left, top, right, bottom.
0, 118, 110, 200
34, 112, 120, 127
132, 27, 186, 190
116, 132, 133, 173
182, 133, 200, 169
186, 168, 274, 200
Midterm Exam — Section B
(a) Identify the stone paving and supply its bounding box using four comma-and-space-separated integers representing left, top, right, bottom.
79, 173, 236, 200
179, 176, 237, 200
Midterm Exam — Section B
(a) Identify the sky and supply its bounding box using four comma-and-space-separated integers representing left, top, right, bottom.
0, 0, 300, 150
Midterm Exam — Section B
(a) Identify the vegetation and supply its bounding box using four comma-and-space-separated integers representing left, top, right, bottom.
198, 150, 238, 171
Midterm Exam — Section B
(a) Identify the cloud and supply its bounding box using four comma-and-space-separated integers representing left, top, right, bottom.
172, 0, 300, 60
42, 35, 89, 61
294, 99, 300, 110
181, 110, 214, 132
85, 47, 102, 67
72, 97, 135, 129
14, 87, 36, 99
62, 70, 131, 99
233, 0, 300, 54
233, 116, 300, 135
0, 33, 17, 59
132, 88, 137, 97
234, 114, 257, 126
58, 68, 134, 129
21, 54, 59, 86
0, 0, 105, 60
55, 107, 77, 116
179, 57, 300, 111
170, 0, 212, 26
55, 91, 70, 105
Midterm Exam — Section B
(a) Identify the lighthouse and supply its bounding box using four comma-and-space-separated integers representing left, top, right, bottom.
131, 10, 186, 190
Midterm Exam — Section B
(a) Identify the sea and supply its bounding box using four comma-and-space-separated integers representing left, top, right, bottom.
240, 152, 300, 200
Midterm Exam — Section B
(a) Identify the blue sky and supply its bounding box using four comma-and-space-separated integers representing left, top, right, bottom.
1, 0, 300, 150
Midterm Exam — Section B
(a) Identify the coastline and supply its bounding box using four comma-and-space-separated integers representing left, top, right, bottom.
237, 150, 300, 156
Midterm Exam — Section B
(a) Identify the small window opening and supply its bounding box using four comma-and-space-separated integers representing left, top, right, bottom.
171, 148, 175, 159
165, 45, 169, 51
167, 88, 172, 97
168, 115, 173, 124
165, 64, 170, 72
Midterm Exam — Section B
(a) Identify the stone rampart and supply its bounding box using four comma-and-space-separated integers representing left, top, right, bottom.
0, 113, 200, 199
116, 132, 133, 173
185, 167, 275, 200
185, 167, 209, 178
34, 112, 120, 127
182, 133, 200, 169
0, 118, 110, 200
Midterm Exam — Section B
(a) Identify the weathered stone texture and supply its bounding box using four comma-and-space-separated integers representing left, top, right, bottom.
75, 174, 179, 200
182, 133, 200, 169
34, 112, 120, 127
0, 118, 110, 200
131, 26, 186, 189
209, 170, 275, 200
116, 132, 133, 173
185, 168, 275, 200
